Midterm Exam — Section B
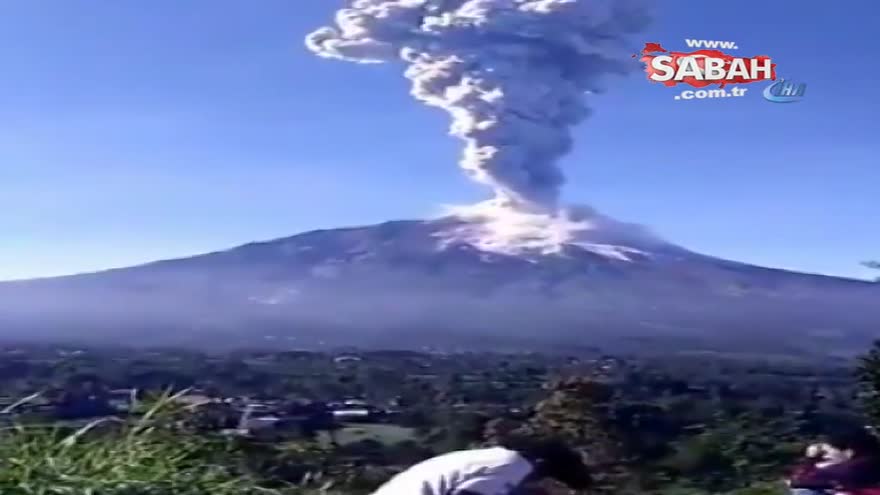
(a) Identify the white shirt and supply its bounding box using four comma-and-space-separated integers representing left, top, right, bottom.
371, 447, 535, 495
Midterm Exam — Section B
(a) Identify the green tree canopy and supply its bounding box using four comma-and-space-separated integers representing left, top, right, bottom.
857, 340, 880, 427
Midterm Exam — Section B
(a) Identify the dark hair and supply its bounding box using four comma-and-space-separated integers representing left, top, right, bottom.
500, 437, 593, 490
827, 429, 880, 457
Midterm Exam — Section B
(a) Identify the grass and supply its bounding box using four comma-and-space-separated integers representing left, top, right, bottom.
0, 391, 336, 495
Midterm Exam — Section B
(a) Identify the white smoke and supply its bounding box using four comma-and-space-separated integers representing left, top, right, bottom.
436, 198, 661, 258
306, 0, 652, 253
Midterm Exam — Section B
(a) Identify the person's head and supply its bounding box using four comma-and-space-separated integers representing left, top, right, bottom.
501, 437, 593, 490
819, 443, 850, 465
805, 443, 826, 459
826, 429, 880, 460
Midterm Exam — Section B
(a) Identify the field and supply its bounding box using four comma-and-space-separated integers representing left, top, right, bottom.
319, 423, 417, 447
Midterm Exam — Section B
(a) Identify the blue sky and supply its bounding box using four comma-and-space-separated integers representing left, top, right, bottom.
1, 0, 878, 281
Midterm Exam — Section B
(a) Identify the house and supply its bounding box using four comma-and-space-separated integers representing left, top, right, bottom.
174, 394, 216, 408
242, 415, 282, 431
332, 408, 373, 421
221, 403, 318, 440
332, 403, 389, 423
108, 389, 137, 412
334, 355, 362, 364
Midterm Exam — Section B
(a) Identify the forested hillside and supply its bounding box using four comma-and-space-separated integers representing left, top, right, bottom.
0, 342, 878, 494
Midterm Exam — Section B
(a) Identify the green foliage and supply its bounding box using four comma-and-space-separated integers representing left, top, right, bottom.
515, 378, 629, 494
659, 412, 800, 492
0, 345, 870, 495
0, 392, 332, 495
858, 340, 880, 427
726, 482, 789, 495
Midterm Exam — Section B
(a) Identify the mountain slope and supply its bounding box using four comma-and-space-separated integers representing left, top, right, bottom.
1, 218, 877, 354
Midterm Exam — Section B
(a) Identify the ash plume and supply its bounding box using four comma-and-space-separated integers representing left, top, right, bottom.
306, 0, 651, 251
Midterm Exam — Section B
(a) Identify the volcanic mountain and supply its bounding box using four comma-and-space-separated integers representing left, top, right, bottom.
1, 217, 877, 355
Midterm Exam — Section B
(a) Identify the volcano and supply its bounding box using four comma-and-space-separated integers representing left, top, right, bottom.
1, 217, 877, 355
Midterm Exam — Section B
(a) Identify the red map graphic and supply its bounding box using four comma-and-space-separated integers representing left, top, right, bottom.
636, 42, 777, 88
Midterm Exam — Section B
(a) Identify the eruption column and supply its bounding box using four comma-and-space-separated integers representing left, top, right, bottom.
307, 0, 652, 253
307, 0, 649, 213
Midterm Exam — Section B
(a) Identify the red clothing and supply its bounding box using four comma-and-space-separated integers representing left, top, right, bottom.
790, 462, 820, 481
847, 490, 880, 495
790, 457, 880, 491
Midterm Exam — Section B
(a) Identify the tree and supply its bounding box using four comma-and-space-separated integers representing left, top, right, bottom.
528, 378, 617, 460
512, 378, 630, 494
660, 410, 800, 492
857, 340, 880, 427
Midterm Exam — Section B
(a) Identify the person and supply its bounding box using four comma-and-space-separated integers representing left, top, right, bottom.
811, 443, 852, 469
370, 438, 593, 495
789, 429, 880, 495
788, 443, 849, 495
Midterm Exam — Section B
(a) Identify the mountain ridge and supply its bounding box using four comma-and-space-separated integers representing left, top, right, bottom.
1, 218, 877, 354
5, 218, 872, 285
14, 219, 869, 284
